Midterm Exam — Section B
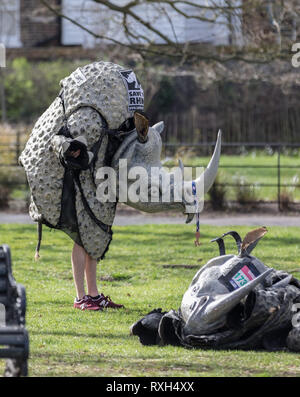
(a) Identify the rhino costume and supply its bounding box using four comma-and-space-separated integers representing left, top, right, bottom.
20, 62, 145, 260
20, 61, 222, 261
131, 228, 300, 352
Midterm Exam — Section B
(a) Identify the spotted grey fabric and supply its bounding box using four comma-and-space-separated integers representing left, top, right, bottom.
19, 61, 142, 260
60, 62, 135, 130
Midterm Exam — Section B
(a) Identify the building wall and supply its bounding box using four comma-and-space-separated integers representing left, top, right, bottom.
20, 0, 61, 47
1, 0, 243, 49
61, 0, 238, 48
0, 0, 22, 48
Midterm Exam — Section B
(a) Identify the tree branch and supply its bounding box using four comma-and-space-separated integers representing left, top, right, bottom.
39, 0, 297, 65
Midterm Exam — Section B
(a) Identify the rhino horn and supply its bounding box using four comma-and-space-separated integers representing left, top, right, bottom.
152, 121, 164, 134
200, 268, 273, 325
195, 129, 222, 195
184, 130, 222, 223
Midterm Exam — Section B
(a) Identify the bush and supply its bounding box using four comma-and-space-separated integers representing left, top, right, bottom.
0, 58, 87, 122
279, 189, 293, 211
208, 175, 227, 210
0, 166, 27, 186
0, 185, 11, 209
234, 176, 259, 209
0, 167, 28, 210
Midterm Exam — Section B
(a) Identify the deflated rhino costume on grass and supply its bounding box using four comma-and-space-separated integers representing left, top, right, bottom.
19, 61, 222, 261
131, 228, 300, 352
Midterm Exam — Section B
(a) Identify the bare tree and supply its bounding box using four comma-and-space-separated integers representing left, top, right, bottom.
39, 0, 299, 63
242, 0, 299, 50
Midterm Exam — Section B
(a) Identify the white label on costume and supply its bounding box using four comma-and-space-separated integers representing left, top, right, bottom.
72, 68, 87, 86
119, 69, 144, 112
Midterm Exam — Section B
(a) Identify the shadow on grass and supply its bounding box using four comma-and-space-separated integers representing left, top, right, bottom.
29, 349, 300, 377
115, 228, 194, 240
30, 329, 128, 339
28, 302, 145, 315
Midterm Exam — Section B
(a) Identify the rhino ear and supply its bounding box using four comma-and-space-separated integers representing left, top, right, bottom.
134, 112, 149, 143
240, 227, 268, 256
152, 121, 164, 134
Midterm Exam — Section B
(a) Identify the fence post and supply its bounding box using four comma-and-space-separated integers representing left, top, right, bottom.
277, 145, 281, 212
15, 130, 20, 165
0, 303, 5, 327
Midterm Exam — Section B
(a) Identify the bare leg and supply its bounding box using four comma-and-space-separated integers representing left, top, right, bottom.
71, 243, 87, 300
85, 254, 99, 297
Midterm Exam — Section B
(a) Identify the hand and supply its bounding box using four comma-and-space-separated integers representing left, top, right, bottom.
60, 136, 93, 170
69, 149, 81, 158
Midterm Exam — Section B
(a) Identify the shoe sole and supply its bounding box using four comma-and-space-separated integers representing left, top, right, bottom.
74, 305, 103, 311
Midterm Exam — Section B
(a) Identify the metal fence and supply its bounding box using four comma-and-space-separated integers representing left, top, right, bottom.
1, 132, 300, 211
163, 141, 300, 212
0, 131, 23, 166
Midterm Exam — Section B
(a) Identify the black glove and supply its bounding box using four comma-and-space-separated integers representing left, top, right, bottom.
60, 136, 94, 170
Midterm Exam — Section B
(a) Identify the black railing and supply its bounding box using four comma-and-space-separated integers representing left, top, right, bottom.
163, 142, 300, 212
1, 134, 300, 211
0, 131, 24, 166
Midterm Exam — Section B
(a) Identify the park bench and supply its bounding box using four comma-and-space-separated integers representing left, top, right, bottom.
0, 244, 29, 377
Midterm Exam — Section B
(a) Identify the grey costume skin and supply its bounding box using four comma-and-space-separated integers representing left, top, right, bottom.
131, 229, 300, 352
19, 62, 144, 260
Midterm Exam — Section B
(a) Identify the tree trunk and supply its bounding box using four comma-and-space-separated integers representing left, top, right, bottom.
0, 69, 7, 123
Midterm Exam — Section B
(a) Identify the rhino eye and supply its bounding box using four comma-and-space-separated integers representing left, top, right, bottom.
198, 296, 208, 305
150, 186, 159, 196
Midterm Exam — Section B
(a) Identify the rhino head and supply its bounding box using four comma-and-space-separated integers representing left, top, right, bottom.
181, 228, 273, 336
109, 113, 222, 221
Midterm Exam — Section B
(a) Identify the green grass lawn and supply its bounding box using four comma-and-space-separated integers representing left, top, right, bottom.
0, 223, 300, 377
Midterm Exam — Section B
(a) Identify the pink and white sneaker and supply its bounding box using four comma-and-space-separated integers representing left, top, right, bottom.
73, 295, 102, 311
88, 293, 124, 309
